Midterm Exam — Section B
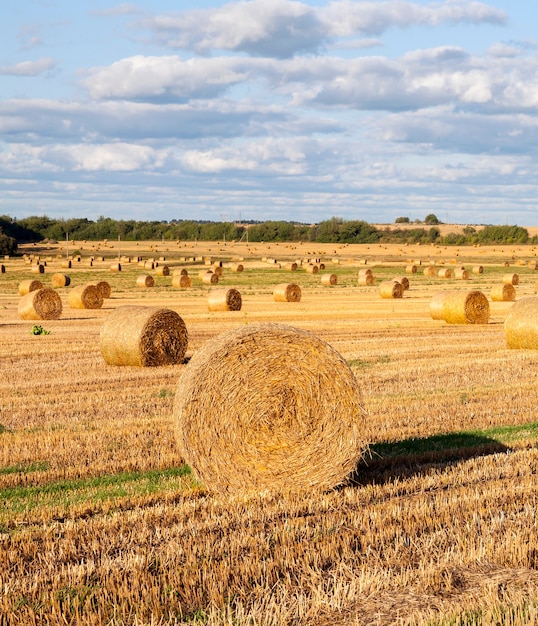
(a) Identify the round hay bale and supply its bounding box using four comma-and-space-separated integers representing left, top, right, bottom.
321, 273, 337, 286
110, 263, 121, 272
173, 323, 366, 494
18, 288, 62, 320
454, 268, 470, 280
173, 268, 189, 277
429, 291, 449, 320
207, 288, 242, 312
379, 280, 403, 299
357, 274, 375, 286
305, 264, 319, 274
358, 268, 373, 277
319, 263, 326, 270
0, 264, 5, 274
491, 283, 516, 302
472, 265, 484, 274
273, 283, 301, 302
68, 284, 104, 309
202, 271, 219, 284
51, 273, 71, 288
155, 265, 170, 277
172, 274, 192, 288
211, 266, 224, 277
441, 290, 490, 324
18, 279, 44, 296
503, 261, 510, 267
438, 268, 453, 278
405, 265, 417, 274
423, 265, 437, 277
89, 281, 112, 299
505, 297, 538, 349
31, 264, 45, 274
392, 276, 409, 290
100, 306, 188, 366
284, 262, 298, 271
136, 275, 154, 288
503, 273, 519, 286
61, 260, 72, 269
230, 263, 244, 272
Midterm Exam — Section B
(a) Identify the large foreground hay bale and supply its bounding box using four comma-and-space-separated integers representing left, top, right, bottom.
136, 275, 154, 288
68, 284, 104, 309
18, 279, 43, 296
18, 288, 62, 320
174, 323, 366, 494
379, 280, 404, 299
273, 283, 301, 302
429, 291, 448, 320
440, 290, 490, 324
101, 306, 188, 366
491, 283, 516, 302
207, 288, 242, 311
51, 273, 71, 288
505, 297, 538, 349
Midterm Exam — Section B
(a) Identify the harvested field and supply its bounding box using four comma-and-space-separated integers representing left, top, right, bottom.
2, 239, 538, 625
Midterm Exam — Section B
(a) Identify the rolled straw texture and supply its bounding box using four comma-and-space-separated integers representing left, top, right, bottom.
18, 288, 62, 320
503, 273, 519, 285
441, 290, 490, 324
136, 275, 154, 288
321, 273, 337, 285
230, 263, 244, 272
172, 274, 192, 288
31, 264, 44, 274
110, 263, 121, 272
89, 281, 112, 299
305, 264, 319, 274
392, 276, 409, 290
155, 265, 170, 277
18, 279, 43, 296
100, 306, 188, 366
358, 268, 373, 277
61, 260, 72, 269
207, 288, 242, 312
173, 323, 366, 494
406, 265, 417, 274
357, 274, 375, 286
284, 263, 298, 271
423, 266, 437, 277
491, 283, 516, 302
438, 268, 453, 278
429, 291, 449, 320
379, 280, 404, 299
454, 269, 470, 280
273, 283, 301, 302
505, 297, 538, 349
68, 284, 104, 309
51, 273, 71, 288
202, 272, 219, 284
472, 266, 484, 274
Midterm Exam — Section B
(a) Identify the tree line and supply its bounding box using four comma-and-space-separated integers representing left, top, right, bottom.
0, 214, 534, 256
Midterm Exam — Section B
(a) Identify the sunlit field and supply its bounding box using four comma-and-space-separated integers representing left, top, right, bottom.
1, 237, 538, 625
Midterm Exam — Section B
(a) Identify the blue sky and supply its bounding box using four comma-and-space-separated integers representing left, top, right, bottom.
1, 0, 537, 225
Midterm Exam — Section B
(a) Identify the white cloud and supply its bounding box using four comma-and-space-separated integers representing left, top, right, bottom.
0, 58, 55, 76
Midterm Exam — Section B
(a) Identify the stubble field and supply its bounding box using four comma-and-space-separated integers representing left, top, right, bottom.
1, 237, 538, 625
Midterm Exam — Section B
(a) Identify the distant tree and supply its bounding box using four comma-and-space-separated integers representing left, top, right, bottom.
395, 216, 410, 223
0, 231, 17, 255
424, 213, 440, 225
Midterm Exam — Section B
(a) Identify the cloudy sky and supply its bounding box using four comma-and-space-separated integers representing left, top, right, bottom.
1, 0, 537, 225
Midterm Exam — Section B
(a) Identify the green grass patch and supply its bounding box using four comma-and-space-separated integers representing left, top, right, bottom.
0, 461, 49, 475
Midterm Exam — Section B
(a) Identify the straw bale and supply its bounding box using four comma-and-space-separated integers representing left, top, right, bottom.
472, 266, 484, 274
89, 281, 112, 299
491, 283, 516, 302
136, 275, 154, 288
284, 262, 298, 271
305, 264, 319, 274
502, 273, 519, 285
454, 269, 470, 280
110, 263, 121, 272
211, 266, 223, 277
18, 279, 43, 296
51, 273, 71, 288
319, 263, 326, 270
440, 290, 490, 324
358, 268, 373, 277
273, 283, 301, 302
0, 264, 4, 273
504, 297, 538, 349
230, 263, 244, 272
504, 261, 510, 267
528, 260, 538, 270
61, 260, 72, 269
173, 323, 366, 494
321, 273, 337, 285
406, 265, 417, 274
202, 271, 219, 284
172, 274, 192, 288
68, 284, 104, 309
173, 268, 189, 276
31, 264, 45, 274
438, 268, 453, 278
100, 306, 188, 366
379, 280, 404, 299
357, 274, 375, 286
18, 288, 62, 320
207, 288, 242, 312
392, 276, 409, 290
429, 291, 449, 320
155, 265, 170, 277
423, 265, 437, 277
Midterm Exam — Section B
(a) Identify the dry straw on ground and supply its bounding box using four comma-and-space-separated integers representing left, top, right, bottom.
321, 273, 337, 285
207, 288, 242, 311
100, 306, 188, 366
51, 273, 71, 288
68, 284, 104, 309
18, 288, 63, 320
504, 297, 538, 349
273, 283, 301, 302
171, 274, 192, 288
491, 283, 516, 302
439, 290, 490, 324
136, 275, 154, 288
379, 280, 404, 298
18, 279, 43, 296
173, 323, 366, 494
